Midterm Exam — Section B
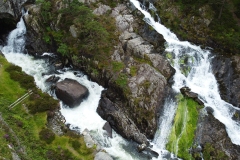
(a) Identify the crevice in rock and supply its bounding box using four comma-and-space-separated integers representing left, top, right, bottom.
0, 15, 17, 44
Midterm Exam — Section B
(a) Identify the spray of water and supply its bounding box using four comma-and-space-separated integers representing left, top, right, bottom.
130, 0, 240, 149
1, 13, 144, 160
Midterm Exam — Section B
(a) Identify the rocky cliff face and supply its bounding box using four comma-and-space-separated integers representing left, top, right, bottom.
76, 2, 174, 142
22, 0, 174, 145
0, 0, 31, 42
194, 111, 240, 160
211, 55, 240, 108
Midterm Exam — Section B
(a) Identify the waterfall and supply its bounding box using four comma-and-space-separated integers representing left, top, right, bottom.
1, 12, 145, 160
130, 0, 240, 152
2, 1, 240, 159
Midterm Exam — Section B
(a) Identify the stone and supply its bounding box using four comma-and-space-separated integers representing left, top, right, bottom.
69, 25, 78, 38
45, 75, 60, 83
180, 87, 204, 105
115, 14, 134, 32
137, 143, 159, 159
93, 4, 111, 16
205, 106, 214, 114
147, 53, 175, 79
126, 37, 153, 58
94, 152, 113, 160
137, 143, 147, 152
97, 97, 149, 145
55, 78, 89, 107
103, 122, 112, 138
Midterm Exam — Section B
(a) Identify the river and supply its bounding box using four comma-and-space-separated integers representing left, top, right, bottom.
1, 1, 240, 160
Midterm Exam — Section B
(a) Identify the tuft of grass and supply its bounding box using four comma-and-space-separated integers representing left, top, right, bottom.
112, 61, 125, 72
115, 73, 128, 89
130, 66, 138, 76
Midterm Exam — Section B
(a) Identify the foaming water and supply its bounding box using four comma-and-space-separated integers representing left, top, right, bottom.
1, 13, 143, 160
130, 0, 240, 151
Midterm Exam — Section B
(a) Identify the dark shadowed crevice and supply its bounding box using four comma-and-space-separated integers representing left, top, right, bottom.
0, 14, 17, 44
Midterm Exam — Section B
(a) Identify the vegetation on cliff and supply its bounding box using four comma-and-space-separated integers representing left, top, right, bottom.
154, 0, 240, 55
0, 55, 94, 159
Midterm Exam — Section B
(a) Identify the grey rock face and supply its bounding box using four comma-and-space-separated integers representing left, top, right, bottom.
93, 4, 111, 16
0, 0, 29, 19
211, 55, 240, 108
94, 152, 113, 160
97, 97, 149, 144
0, 0, 29, 40
55, 78, 89, 107
194, 112, 240, 159
23, 4, 49, 55
69, 25, 78, 38
103, 122, 112, 138
147, 53, 175, 79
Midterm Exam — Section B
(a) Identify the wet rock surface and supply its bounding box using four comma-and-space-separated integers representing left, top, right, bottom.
55, 78, 89, 107
94, 152, 113, 160
102, 122, 112, 138
18, 0, 174, 147
97, 96, 149, 145
180, 87, 204, 105
194, 111, 240, 160
211, 55, 240, 108
23, 4, 50, 55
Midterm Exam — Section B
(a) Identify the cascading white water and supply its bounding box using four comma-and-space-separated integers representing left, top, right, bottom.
130, 0, 240, 152
1, 13, 147, 160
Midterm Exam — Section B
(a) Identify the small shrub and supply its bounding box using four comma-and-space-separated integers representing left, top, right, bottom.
39, 128, 55, 144
46, 149, 75, 160
28, 93, 59, 114
5, 65, 35, 89
70, 139, 81, 150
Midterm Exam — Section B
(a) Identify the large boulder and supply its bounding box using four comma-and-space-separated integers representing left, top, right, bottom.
97, 96, 149, 145
94, 152, 113, 160
55, 78, 89, 107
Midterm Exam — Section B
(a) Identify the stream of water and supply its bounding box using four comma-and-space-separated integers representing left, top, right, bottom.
1, 1, 240, 160
1, 14, 143, 160
130, 0, 240, 148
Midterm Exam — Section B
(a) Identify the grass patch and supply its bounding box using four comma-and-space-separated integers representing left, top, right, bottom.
130, 66, 138, 76
203, 143, 228, 160
115, 73, 128, 89
0, 55, 95, 159
112, 61, 125, 72
166, 95, 203, 159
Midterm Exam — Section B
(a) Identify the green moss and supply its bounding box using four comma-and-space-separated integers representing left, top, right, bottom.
130, 66, 138, 76
115, 73, 128, 89
155, 0, 240, 55
166, 52, 174, 65
166, 96, 202, 159
112, 61, 125, 72
203, 143, 228, 160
